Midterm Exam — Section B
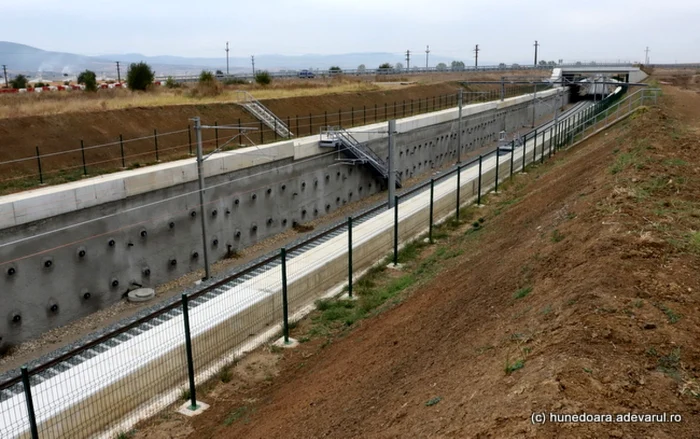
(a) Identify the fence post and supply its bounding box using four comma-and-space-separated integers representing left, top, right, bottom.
393, 195, 399, 266
324, 111, 327, 128
281, 248, 290, 343
477, 155, 483, 205
510, 140, 515, 179
188, 124, 193, 155
351, 107, 354, 126
456, 164, 461, 222
308, 113, 312, 136
274, 119, 278, 141
347, 217, 353, 298
495, 150, 500, 193
549, 126, 553, 158
287, 116, 291, 135
411, 99, 414, 115
540, 130, 545, 164
260, 120, 264, 144
338, 108, 342, 126
215, 121, 219, 147
296, 115, 299, 137
181, 294, 199, 410
154, 129, 159, 162
429, 179, 435, 244
20, 366, 40, 439
375, 104, 377, 122
384, 102, 388, 119
80, 140, 87, 176
532, 128, 538, 163
363, 106, 366, 125
119, 134, 125, 168
35, 146, 43, 185
522, 136, 527, 172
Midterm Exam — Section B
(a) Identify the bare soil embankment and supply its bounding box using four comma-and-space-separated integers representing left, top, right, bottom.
132, 80, 700, 438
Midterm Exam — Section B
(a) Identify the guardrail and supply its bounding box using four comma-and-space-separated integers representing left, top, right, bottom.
0, 86, 660, 438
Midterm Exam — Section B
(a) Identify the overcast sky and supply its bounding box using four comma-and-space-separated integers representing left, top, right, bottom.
3, 0, 699, 64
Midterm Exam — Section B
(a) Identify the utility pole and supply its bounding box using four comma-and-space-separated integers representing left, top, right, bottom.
2, 65, 8, 88
425, 45, 430, 69
226, 42, 230, 76
116, 61, 121, 83
192, 117, 211, 281
645, 47, 650, 65
251, 55, 256, 76
534, 40, 540, 67
474, 44, 480, 69
405, 50, 410, 71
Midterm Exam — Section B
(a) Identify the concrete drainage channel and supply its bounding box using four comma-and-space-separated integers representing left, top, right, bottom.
0, 87, 659, 439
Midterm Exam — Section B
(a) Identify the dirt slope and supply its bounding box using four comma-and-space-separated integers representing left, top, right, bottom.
134, 83, 700, 438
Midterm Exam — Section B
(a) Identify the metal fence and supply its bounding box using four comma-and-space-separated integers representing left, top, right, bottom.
0, 83, 540, 195
0, 87, 660, 439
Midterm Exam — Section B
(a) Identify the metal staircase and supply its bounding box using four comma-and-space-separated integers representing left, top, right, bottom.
236, 91, 293, 138
320, 127, 401, 188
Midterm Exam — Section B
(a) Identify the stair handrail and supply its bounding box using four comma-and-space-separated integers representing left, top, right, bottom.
235, 90, 293, 137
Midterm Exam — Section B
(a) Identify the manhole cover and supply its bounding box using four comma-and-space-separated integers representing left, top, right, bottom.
127, 288, 156, 303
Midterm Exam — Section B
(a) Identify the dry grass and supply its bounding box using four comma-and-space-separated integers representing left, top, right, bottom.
0, 70, 547, 119
0, 77, 382, 119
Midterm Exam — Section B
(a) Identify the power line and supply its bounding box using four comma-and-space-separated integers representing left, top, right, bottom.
116, 61, 121, 83
2, 65, 7, 88
425, 45, 430, 69
474, 44, 480, 69
645, 46, 650, 65
405, 50, 411, 71
534, 40, 540, 66
251, 55, 255, 76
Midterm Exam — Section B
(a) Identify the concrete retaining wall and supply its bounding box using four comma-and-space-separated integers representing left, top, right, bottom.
0, 88, 565, 350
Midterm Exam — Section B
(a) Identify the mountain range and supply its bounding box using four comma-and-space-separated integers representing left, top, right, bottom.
1, 41, 462, 79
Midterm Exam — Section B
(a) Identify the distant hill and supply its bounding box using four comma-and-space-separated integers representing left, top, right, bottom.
0, 42, 458, 79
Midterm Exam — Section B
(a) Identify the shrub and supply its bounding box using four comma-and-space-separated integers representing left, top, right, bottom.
126, 62, 155, 91
34, 82, 46, 88
224, 77, 247, 85
199, 70, 215, 84
77, 70, 97, 92
189, 70, 222, 97
329, 66, 342, 74
10, 74, 28, 89
378, 62, 393, 69
255, 70, 271, 85
165, 76, 180, 89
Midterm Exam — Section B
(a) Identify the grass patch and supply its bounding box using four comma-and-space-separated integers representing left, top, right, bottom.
688, 231, 700, 254
551, 229, 564, 243
513, 286, 533, 300
425, 397, 442, 407
657, 347, 682, 379
223, 406, 250, 426
609, 147, 648, 175
180, 387, 191, 401
115, 431, 135, 439
657, 303, 681, 324
663, 158, 687, 167
218, 367, 232, 383
505, 358, 525, 375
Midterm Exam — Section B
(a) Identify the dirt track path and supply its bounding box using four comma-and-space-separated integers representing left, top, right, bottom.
137, 84, 700, 438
